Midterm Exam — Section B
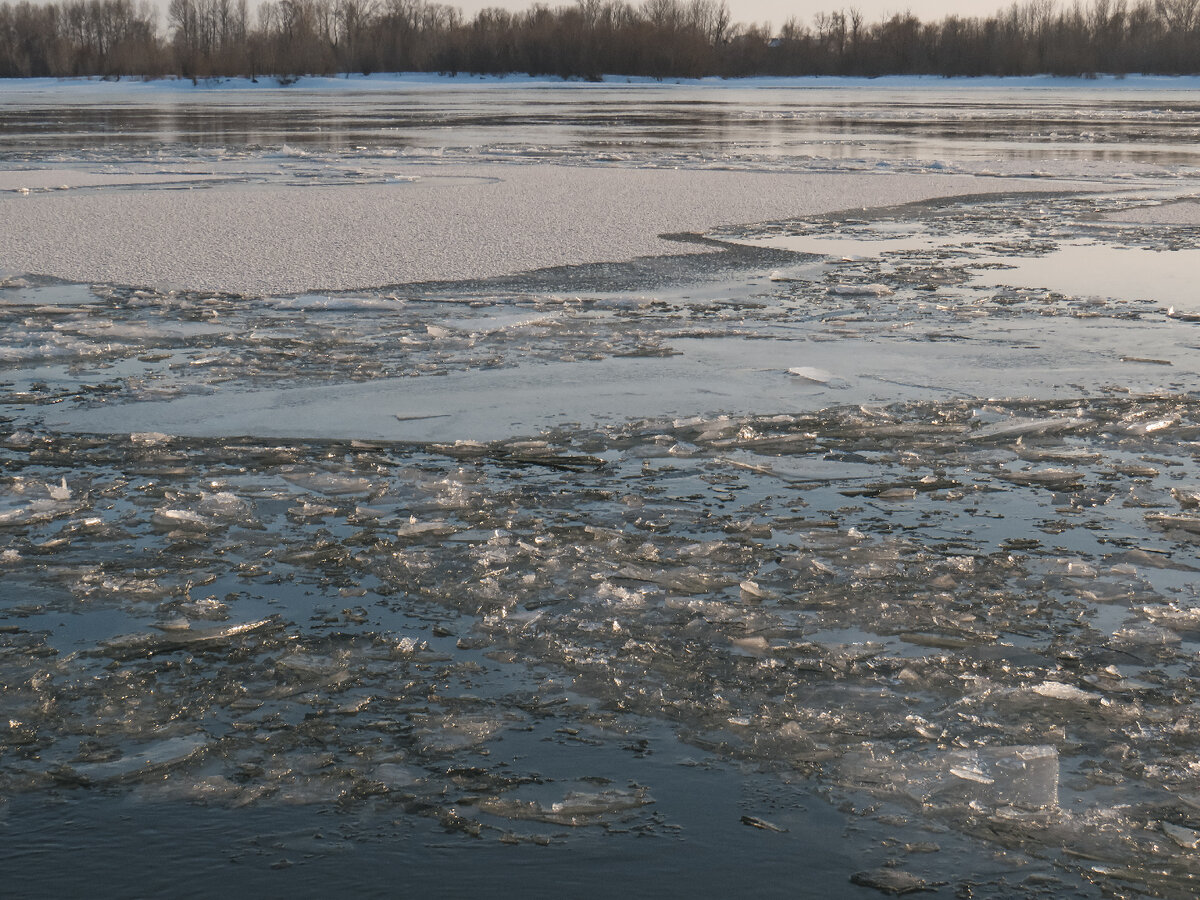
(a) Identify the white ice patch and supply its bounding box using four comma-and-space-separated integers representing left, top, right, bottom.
0, 164, 1054, 294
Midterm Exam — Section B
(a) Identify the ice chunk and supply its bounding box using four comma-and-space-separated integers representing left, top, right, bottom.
275, 652, 347, 679
396, 516, 455, 538
132, 774, 247, 806
372, 764, 423, 789
130, 432, 172, 445
1081, 666, 1155, 693
0, 497, 79, 525
69, 734, 208, 785
1125, 416, 1176, 435
151, 508, 212, 531
827, 283, 894, 297
1113, 622, 1180, 646
730, 636, 771, 655
197, 491, 253, 522
967, 416, 1087, 442
180, 596, 229, 621
842, 746, 1059, 811
1050, 559, 1096, 577
740, 815, 787, 832
416, 713, 504, 755
1146, 514, 1200, 537
851, 868, 934, 895
610, 564, 736, 594
787, 366, 833, 384
288, 500, 337, 519
548, 790, 652, 818
477, 789, 651, 826
1171, 488, 1200, 510
999, 468, 1084, 491
1030, 681, 1096, 702
948, 764, 993, 785
281, 471, 374, 496
3, 430, 35, 447
739, 580, 776, 602
96, 618, 279, 660
1163, 822, 1200, 851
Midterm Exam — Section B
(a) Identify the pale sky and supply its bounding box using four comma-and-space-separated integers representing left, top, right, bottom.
451, 0, 1015, 29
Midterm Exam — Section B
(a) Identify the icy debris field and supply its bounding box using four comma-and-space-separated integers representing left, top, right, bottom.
4, 80, 1200, 897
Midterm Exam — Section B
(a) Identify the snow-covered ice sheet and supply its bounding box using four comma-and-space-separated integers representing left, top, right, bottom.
0, 169, 235, 191
0, 164, 1075, 294
1103, 198, 1200, 225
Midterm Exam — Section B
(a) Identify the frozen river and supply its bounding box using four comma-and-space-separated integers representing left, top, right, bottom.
4, 76, 1200, 898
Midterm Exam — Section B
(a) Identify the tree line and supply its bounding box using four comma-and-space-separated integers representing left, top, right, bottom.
1, 0, 1199, 80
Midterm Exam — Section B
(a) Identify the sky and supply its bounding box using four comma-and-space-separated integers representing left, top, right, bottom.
451, 0, 1016, 29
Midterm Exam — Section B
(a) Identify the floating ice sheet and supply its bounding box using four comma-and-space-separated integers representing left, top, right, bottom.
0, 164, 1070, 294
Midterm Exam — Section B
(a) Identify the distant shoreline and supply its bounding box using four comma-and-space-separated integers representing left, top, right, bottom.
4, 72, 1200, 91
2, 0, 1199, 82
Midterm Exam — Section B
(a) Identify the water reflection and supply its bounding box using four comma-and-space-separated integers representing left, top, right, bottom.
3, 83, 1200, 164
